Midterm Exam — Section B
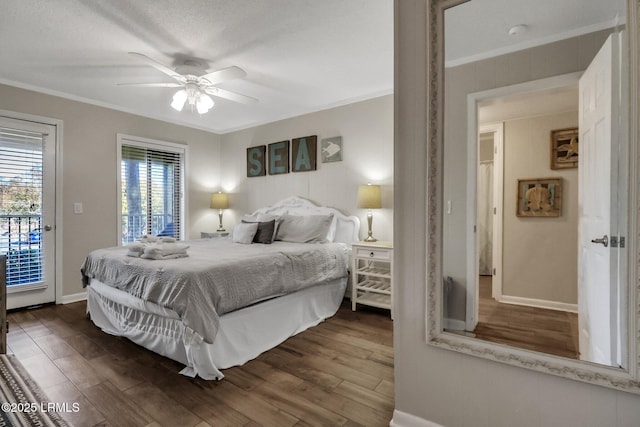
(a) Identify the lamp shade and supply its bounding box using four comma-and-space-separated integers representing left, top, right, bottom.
210, 192, 229, 209
357, 184, 381, 209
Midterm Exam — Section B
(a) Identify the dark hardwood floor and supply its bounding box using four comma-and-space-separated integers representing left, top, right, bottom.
473, 276, 579, 359
6, 300, 394, 427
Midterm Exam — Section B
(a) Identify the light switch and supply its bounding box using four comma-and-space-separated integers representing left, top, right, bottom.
73, 202, 83, 214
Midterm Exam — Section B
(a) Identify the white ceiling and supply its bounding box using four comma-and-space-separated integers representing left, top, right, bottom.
0, 0, 626, 134
0, 0, 393, 134
445, 0, 626, 67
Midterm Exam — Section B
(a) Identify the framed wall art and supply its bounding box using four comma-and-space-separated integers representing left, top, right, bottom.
321, 136, 343, 163
246, 145, 266, 177
550, 128, 579, 169
516, 178, 562, 217
291, 135, 317, 172
268, 141, 290, 175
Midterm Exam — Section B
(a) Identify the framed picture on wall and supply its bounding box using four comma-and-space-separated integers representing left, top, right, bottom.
550, 128, 579, 169
246, 145, 266, 177
516, 177, 562, 217
268, 140, 290, 175
291, 135, 317, 172
321, 136, 343, 163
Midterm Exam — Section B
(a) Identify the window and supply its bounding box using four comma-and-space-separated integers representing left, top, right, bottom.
117, 135, 186, 245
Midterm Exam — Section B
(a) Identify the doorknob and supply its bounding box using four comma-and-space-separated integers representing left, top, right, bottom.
44, 225, 52, 231
591, 235, 608, 247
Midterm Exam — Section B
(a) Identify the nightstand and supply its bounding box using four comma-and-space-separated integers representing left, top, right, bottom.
201, 231, 229, 238
351, 241, 393, 318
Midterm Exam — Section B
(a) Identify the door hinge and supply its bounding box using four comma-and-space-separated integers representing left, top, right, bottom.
493, 207, 496, 214
610, 236, 626, 248
492, 268, 496, 276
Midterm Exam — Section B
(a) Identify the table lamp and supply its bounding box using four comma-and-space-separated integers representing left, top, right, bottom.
357, 184, 381, 242
210, 192, 229, 232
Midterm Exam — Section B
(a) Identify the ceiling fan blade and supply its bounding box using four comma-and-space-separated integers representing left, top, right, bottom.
204, 86, 258, 104
128, 52, 183, 81
117, 82, 183, 87
200, 66, 247, 85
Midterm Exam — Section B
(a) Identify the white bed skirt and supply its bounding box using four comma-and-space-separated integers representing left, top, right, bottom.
87, 277, 347, 380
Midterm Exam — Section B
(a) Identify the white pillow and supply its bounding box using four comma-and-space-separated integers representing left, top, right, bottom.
232, 222, 259, 244
276, 214, 334, 243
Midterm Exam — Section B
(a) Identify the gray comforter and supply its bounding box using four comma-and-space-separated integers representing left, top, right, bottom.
81, 238, 349, 344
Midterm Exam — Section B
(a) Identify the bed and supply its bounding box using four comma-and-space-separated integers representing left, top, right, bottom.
82, 196, 360, 380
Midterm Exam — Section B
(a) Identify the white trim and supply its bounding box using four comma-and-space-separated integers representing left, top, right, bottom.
496, 294, 578, 313
62, 292, 87, 304
478, 123, 504, 300
116, 134, 188, 244
0, 109, 64, 306
465, 96, 478, 331
390, 410, 443, 427
0, 77, 392, 135
444, 318, 466, 331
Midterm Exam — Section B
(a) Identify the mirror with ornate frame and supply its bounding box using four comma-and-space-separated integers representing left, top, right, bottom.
426, 0, 640, 392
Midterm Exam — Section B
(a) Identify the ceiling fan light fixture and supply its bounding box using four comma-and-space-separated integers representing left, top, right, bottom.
171, 89, 187, 111
196, 93, 215, 114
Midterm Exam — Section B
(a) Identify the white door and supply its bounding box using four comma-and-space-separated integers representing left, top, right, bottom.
0, 116, 56, 309
578, 33, 623, 366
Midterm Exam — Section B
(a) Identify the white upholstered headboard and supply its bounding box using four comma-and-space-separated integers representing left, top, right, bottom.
249, 196, 360, 244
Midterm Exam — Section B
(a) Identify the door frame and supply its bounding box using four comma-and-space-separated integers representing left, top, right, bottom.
465, 72, 582, 331
478, 123, 504, 300
0, 109, 63, 305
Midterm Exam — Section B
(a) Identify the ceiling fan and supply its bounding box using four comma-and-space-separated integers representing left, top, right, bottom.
120, 52, 258, 114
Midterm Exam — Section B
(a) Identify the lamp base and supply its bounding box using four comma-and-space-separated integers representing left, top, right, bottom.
364, 211, 377, 242
216, 227, 226, 232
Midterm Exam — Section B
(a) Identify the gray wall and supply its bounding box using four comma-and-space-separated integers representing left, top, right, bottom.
220, 95, 394, 242
503, 112, 579, 304
442, 29, 610, 322
394, 0, 640, 426
0, 84, 222, 299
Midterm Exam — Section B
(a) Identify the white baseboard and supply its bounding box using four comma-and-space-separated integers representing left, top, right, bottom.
444, 318, 466, 331
497, 294, 577, 313
61, 291, 87, 304
390, 410, 443, 427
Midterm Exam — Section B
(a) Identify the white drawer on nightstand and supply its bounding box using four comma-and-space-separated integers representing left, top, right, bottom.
354, 247, 391, 261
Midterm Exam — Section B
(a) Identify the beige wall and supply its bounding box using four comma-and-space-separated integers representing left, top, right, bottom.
442, 29, 610, 322
394, 0, 640, 426
503, 112, 578, 304
0, 85, 392, 299
0, 84, 221, 298
220, 95, 394, 242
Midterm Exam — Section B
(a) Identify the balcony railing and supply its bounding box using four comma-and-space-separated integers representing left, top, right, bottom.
121, 213, 174, 244
0, 214, 42, 286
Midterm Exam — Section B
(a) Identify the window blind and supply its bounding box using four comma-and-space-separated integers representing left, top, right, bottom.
0, 127, 44, 286
121, 143, 183, 244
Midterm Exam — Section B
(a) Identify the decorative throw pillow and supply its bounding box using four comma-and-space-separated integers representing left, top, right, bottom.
275, 214, 334, 243
232, 222, 259, 244
242, 219, 276, 244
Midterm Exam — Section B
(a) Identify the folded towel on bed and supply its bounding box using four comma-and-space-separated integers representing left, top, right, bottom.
140, 252, 189, 260
126, 242, 146, 258
141, 242, 190, 260
127, 240, 188, 259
